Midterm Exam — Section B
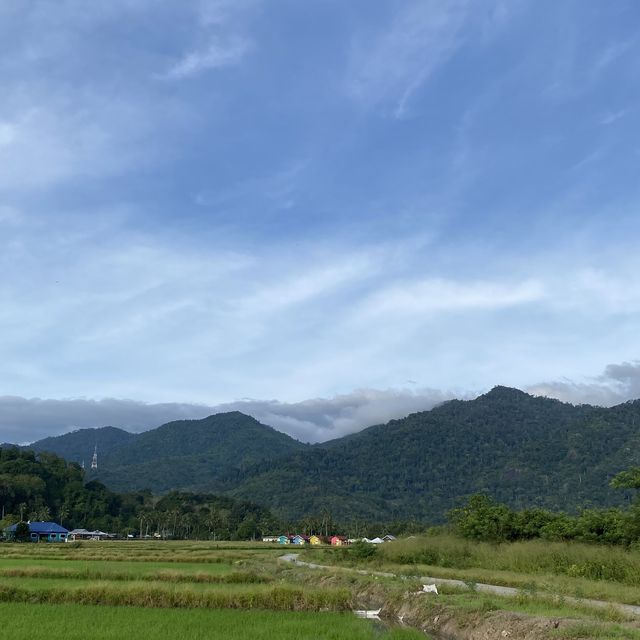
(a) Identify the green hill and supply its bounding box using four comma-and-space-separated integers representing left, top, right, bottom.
30, 426, 135, 464
93, 412, 308, 493
22, 388, 640, 522
22, 412, 308, 494
227, 387, 640, 520
0, 447, 279, 538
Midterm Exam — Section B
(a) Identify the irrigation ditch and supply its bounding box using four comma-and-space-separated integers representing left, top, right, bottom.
280, 552, 640, 639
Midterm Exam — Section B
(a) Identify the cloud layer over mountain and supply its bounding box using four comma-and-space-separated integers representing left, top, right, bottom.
3, 360, 640, 445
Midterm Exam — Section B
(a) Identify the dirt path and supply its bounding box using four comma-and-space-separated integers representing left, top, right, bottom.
279, 553, 640, 618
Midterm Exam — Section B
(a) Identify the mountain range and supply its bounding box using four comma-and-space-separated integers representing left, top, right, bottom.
8, 386, 640, 521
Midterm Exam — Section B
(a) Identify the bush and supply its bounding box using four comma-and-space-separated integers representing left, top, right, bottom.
14, 522, 30, 543
349, 540, 378, 560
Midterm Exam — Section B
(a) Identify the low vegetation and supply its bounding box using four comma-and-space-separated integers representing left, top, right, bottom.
0, 603, 425, 640
297, 533, 640, 638
378, 535, 640, 586
0, 541, 425, 639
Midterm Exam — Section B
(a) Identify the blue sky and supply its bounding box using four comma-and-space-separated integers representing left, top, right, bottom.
1, 0, 640, 442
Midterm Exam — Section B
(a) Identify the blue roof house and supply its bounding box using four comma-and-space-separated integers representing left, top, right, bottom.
6, 521, 69, 542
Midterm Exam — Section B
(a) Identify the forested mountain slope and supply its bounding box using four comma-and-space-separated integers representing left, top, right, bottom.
93, 412, 308, 492
228, 387, 640, 520
30, 426, 135, 464
0, 447, 279, 538
18, 388, 640, 522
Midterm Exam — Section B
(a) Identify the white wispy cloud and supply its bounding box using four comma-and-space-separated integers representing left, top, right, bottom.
164, 36, 252, 79
354, 277, 545, 320
194, 160, 307, 210
6, 357, 640, 446
0, 387, 455, 445
0, 397, 214, 445
345, 0, 516, 118
593, 39, 635, 75
8, 357, 640, 445
528, 361, 640, 407
162, 0, 258, 79
0, 121, 16, 146
542, 33, 638, 102
600, 109, 628, 126
0, 2, 256, 192
0, 103, 167, 190
215, 387, 456, 442
346, 0, 470, 118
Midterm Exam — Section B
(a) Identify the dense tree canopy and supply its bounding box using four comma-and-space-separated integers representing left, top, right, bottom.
0, 448, 279, 540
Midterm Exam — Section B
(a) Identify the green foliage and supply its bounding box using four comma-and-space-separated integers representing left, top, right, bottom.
449, 491, 640, 546
227, 388, 640, 521
14, 389, 640, 525
611, 468, 640, 490
29, 427, 135, 466
347, 540, 378, 560
43, 412, 308, 496
379, 534, 640, 587
448, 494, 516, 542
13, 522, 30, 543
0, 448, 280, 539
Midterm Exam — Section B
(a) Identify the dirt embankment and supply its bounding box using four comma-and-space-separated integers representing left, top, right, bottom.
283, 554, 629, 639
359, 585, 570, 639
394, 600, 566, 640
317, 570, 576, 640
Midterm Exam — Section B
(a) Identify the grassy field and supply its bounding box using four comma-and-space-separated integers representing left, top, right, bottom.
297, 535, 640, 639
302, 535, 640, 605
379, 535, 640, 585
4, 538, 640, 639
0, 603, 424, 640
0, 541, 423, 640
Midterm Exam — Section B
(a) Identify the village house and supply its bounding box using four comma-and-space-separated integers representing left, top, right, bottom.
330, 535, 348, 546
309, 535, 323, 545
5, 521, 69, 543
67, 528, 114, 541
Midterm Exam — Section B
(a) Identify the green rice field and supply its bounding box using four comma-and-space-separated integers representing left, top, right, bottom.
0, 541, 424, 640
0, 603, 423, 640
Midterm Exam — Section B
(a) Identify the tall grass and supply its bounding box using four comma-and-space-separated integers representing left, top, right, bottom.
377, 535, 640, 586
0, 540, 271, 564
0, 582, 352, 611
0, 566, 271, 583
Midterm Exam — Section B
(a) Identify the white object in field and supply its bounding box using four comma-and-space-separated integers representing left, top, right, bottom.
422, 584, 438, 594
354, 609, 381, 619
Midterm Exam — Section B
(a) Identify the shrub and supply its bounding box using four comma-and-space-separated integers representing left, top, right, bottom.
14, 522, 30, 543
349, 540, 378, 560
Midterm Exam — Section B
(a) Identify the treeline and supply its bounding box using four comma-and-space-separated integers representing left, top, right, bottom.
0, 447, 416, 540
449, 468, 640, 546
0, 448, 277, 540
228, 389, 640, 522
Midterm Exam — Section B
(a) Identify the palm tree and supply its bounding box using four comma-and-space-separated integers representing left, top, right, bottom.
36, 506, 51, 522
58, 503, 70, 528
